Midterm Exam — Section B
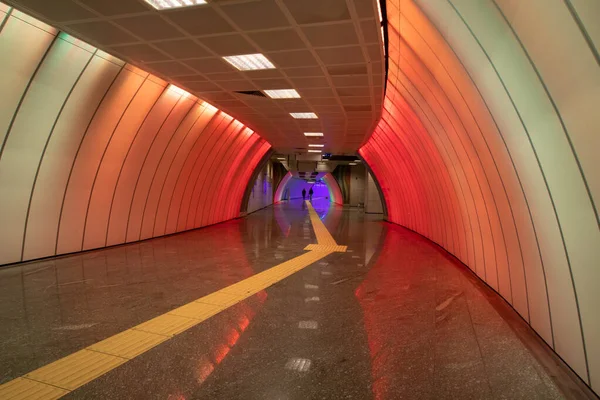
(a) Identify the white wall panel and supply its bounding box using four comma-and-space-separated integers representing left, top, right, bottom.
0, 11, 55, 151
246, 161, 274, 215
24, 55, 121, 260
0, 33, 90, 264
495, 0, 600, 387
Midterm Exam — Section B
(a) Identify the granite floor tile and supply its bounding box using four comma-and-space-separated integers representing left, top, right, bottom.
0, 199, 591, 399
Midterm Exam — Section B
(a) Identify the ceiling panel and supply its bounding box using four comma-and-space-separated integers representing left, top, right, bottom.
198, 33, 256, 56
78, 0, 148, 16
152, 39, 211, 59
302, 22, 359, 48
110, 43, 169, 62
65, 20, 137, 45
165, 7, 235, 36
220, 0, 287, 30
113, 15, 182, 41
283, 0, 350, 24
247, 29, 304, 52
14, 0, 94, 22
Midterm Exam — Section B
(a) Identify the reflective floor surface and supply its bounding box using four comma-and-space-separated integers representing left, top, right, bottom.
0, 199, 593, 399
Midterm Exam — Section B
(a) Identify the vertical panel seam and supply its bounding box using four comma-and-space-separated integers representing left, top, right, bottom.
399, 30, 508, 299
0, 33, 58, 163
491, 0, 591, 382
396, 77, 477, 273
128, 97, 195, 240
0, 6, 13, 33
80, 73, 149, 250
55, 64, 124, 255
398, 48, 493, 285
563, 0, 600, 66
104, 84, 169, 246
414, 0, 533, 324
21, 46, 97, 261
147, 105, 213, 238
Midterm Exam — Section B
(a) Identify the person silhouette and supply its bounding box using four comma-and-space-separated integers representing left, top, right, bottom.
302, 188, 306, 200
309, 187, 314, 201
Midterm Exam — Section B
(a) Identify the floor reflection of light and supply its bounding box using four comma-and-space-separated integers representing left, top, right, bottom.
194, 290, 267, 386
214, 343, 231, 364
196, 356, 215, 384
167, 394, 187, 400
304, 284, 319, 290
298, 321, 318, 329
304, 296, 320, 302
285, 358, 312, 372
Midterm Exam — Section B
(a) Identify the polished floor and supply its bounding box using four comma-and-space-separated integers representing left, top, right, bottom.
0, 199, 592, 399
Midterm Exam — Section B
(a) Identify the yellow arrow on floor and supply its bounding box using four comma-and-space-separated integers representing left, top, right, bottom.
0, 201, 346, 399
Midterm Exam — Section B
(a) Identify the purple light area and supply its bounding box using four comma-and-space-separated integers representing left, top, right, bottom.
284, 178, 329, 200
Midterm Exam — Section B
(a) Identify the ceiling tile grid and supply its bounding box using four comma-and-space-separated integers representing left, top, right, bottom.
4, 0, 385, 154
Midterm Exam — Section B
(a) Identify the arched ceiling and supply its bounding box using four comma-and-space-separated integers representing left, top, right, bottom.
3, 0, 386, 154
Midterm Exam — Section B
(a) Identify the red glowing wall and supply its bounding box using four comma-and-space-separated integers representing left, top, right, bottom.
360, 0, 600, 391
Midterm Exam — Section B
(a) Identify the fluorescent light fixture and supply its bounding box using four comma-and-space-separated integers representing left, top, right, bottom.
308, 150, 322, 153
376, 0, 383, 22
349, 162, 357, 165
308, 144, 324, 147
277, 157, 285, 160
304, 132, 323, 137
290, 112, 318, 119
144, 0, 206, 10
264, 89, 301, 99
222, 53, 275, 71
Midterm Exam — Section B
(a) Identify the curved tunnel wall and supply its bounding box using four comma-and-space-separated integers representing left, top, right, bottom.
0, 7, 270, 266
361, 0, 600, 390
274, 172, 343, 205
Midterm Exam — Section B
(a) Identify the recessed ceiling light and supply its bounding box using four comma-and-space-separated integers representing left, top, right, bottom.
290, 112, 318, 119
277, 157, 285, 160
308, 144, 324, 147
222, 53, 275, 71
304, 132, 323, 137
144, 0, 206, 10
264, 89, 301, 99
308, 150, 322, 153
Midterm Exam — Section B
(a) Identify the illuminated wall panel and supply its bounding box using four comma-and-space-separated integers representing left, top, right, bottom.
0, 7, 270, 265
23, 53, 124, 261
361, 0, 600, 391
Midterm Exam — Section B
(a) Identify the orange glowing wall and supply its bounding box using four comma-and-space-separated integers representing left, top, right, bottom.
360, 0, 600, 391
0, 7, 270, 265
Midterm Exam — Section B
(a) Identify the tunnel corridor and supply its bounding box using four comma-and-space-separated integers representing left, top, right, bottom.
0, 0, 599, 399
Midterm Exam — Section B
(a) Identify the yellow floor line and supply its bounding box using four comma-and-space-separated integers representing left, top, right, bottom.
305, 201, 347, 252
0, 202, 346, 399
